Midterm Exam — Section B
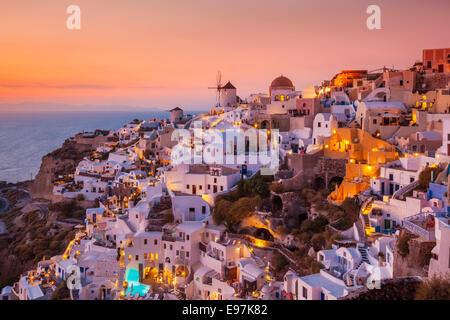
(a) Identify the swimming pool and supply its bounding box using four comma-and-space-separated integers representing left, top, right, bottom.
125, 268, 150, 297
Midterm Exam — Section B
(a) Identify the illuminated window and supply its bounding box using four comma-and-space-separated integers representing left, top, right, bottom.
150, 253, 154, 260
155, 254, 159, 260
128, 255, 132, 261
275, 95, 279, 101
280, 95, 285, 101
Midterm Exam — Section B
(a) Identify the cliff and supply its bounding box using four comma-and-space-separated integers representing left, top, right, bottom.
393, 230, 435, 277
29, 136, 102, 200
30, 156, 78, 200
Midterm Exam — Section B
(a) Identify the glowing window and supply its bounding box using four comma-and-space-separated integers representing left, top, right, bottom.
280, 95, 285, 101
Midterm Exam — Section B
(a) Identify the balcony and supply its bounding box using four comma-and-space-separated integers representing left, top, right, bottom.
403, 212, 449, 240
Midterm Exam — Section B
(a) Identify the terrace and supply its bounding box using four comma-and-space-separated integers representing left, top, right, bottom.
403, 211, 450, 240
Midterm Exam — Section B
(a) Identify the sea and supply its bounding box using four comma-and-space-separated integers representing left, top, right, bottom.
0, 109, 205, 183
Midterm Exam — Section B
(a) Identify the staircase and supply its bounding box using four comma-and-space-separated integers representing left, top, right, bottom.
172, 289, 186, 300
357, 246, 369, 263
360, 198, 373, 235
392, 180, 419, 200
362, 213, 370, 229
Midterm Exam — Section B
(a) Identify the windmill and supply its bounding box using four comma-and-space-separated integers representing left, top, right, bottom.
208, 71, 223, 106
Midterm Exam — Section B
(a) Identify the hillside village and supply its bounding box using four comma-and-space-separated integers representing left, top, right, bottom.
1, 48, 450, 300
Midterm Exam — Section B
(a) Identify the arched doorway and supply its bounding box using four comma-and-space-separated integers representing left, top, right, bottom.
329, 176, 344, 192
313, 177, 326, 190
97, 280, 115, 300
272, 195, 283, 213
260, 120, 270, 129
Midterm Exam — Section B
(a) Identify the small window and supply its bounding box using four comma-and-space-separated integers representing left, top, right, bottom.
144, 239, 147, 245
135, 255, 139, 261
302, 287, 308, 299
154, 239, 158, 245
317, 122, 321, 128
186, 235, 190, 241
186, 184, 190, 189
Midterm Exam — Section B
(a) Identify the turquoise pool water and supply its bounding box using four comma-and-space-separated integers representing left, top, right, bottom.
125, 268, 150, 297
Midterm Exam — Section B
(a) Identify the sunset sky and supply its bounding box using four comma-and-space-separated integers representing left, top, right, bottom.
0, 0, 449, 111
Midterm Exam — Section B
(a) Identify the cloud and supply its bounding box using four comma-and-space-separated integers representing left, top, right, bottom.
0, 83, 166, 90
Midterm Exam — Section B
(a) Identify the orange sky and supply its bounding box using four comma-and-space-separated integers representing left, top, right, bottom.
0, 0, 449, 110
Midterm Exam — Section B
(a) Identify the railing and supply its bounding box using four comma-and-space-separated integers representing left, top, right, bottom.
402, 212, 449, 240
403, 220, 434, 240
392, 181, 419, 200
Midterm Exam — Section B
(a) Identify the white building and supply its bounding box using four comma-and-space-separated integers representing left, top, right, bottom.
311, 113, 338, 146
266, 76, 302, 115
429, 215, 450, 277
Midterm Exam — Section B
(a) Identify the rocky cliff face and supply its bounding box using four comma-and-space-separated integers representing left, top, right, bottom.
30, 156, 77, 200
0, 188, 78, 286
29, 139, 93, 200
393, 231, 435, 278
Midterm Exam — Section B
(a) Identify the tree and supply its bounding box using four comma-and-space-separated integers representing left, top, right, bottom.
50, 281, 70, 300
397, 233, 411, 257
271, 250, 289, 273
415, 274, 450, 300
311, 233, 326, 252
419, 166, 443, 189
269, 182, 285, 194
